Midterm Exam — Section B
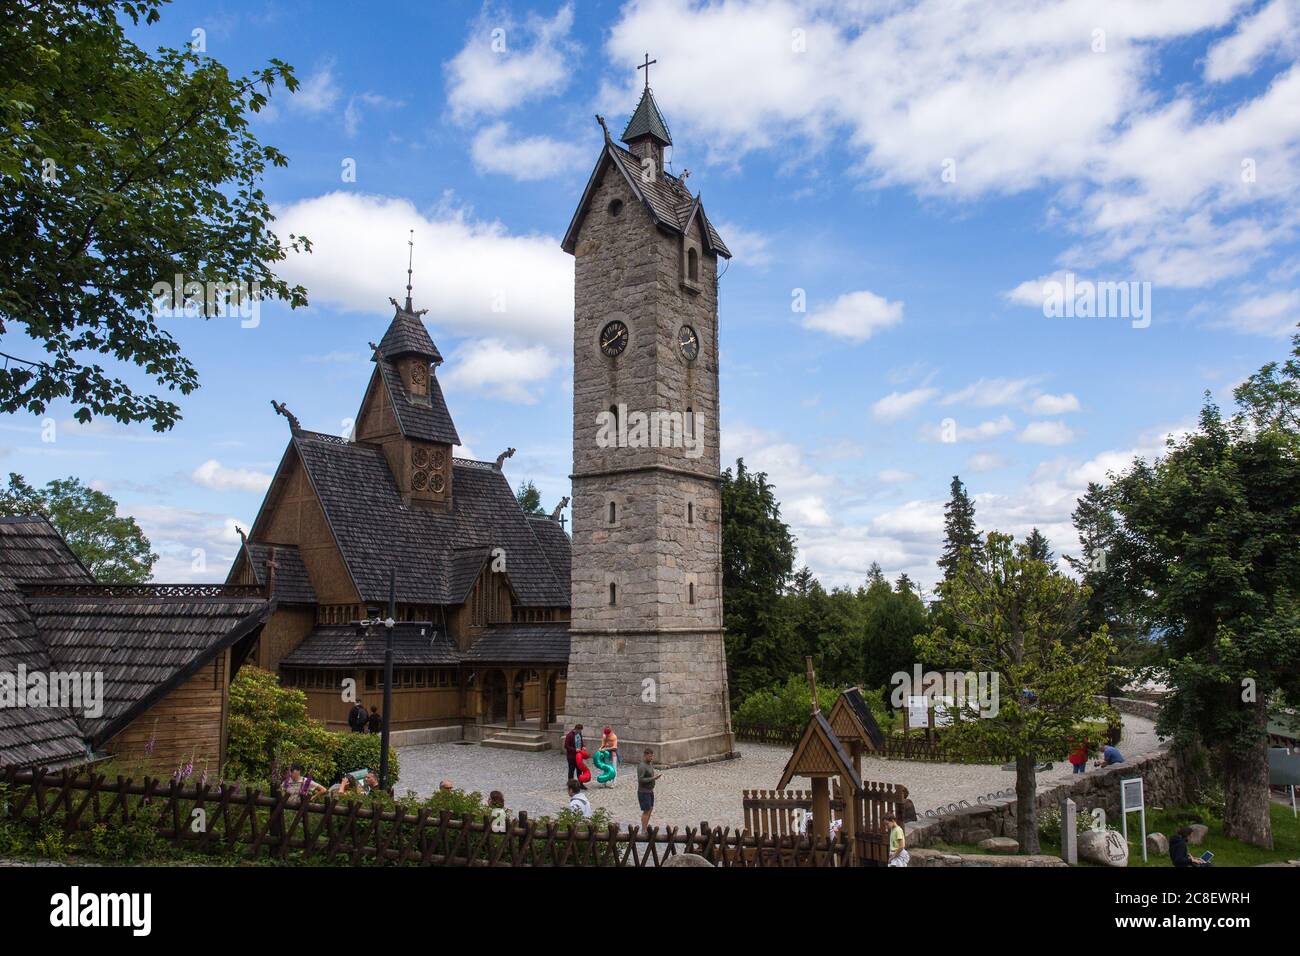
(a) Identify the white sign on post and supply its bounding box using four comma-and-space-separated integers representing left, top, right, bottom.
1120, 777, 1147, 862
906, 695, 929, 729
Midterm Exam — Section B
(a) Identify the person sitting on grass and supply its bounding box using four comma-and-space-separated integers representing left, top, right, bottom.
1169, 826, 1211, 867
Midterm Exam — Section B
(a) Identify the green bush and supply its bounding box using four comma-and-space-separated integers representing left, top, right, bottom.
225, 667, 399, 789
733, 674, 841, 732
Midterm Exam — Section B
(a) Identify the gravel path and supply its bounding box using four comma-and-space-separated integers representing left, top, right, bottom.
396, 716, 1165, 830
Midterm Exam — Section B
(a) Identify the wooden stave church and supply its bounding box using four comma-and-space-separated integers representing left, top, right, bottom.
225, 293, 573, 741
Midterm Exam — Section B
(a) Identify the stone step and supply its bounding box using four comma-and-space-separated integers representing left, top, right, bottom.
481, 732, 551, 752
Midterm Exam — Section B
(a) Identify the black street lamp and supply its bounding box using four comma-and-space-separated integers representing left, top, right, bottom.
357, 569, 397, 791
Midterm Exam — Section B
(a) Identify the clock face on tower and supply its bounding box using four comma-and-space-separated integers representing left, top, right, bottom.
678, 325, 699, 361
600, 320, 629, 357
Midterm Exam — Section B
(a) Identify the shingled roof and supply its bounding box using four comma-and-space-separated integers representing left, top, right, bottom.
288, 434, 568, 608
236, 542, 317, 605
0, 516, 93, 585
527, 515, 571, 593
621, 87, 672, 145
563, 115, 731, 259
375, 360, 460, 446
461, 623, 571, 664
280, 622, 459, 667
25, 588, 272, 747
378, 302, 443, 364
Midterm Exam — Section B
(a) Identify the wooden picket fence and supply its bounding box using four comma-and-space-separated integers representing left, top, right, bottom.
0, 767, 848, 868
742, 780, 911, 866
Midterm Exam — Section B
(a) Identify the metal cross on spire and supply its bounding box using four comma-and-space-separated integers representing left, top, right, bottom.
404, 229, 415, 311
638, 52, 656, 89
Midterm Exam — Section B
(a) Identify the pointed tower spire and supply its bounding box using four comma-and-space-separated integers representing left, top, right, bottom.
404, 229, 415, 312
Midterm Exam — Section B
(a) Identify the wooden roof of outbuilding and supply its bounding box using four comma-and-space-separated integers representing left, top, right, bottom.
0, 516, 93, 585
776, 710, 864, 792
24, 587, 272, 747
828, 687, 885, 750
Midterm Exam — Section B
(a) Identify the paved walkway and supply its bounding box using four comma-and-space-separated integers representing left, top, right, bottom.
396, 716, 1165, 830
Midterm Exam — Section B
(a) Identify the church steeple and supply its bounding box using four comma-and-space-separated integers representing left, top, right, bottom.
621, 55, 671, 174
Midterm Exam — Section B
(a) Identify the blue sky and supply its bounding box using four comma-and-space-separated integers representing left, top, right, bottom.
6, 0, 1300, 589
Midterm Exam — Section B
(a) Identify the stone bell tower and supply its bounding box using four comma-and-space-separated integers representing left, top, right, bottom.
559, 75, 735, 766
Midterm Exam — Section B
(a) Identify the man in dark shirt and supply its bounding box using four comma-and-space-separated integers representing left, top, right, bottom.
366, 706, 382, 734
637, 748, 662, 830
347, 702, 368, 733
563, 724, 585, 789
1169, 827, 1210, 867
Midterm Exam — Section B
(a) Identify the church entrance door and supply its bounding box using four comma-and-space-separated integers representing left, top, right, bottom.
482, 669, 508, 723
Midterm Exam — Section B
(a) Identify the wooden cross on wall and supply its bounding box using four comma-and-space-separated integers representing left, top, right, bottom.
638, 52, 656, 89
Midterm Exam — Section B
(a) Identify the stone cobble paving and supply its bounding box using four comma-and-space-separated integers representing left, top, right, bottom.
396, 716, 1164, 830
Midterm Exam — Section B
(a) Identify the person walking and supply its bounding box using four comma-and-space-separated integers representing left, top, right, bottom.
366, 705, 382, 734
1068, 739, 1089, 774
563, 723, 586, 789
637, 748, 662, 830
885, 811, 909, 867
347, 701, 368, 733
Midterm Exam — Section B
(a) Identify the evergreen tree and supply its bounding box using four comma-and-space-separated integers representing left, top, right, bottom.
937, 475, 981, 578
1024, 527, 1055, 567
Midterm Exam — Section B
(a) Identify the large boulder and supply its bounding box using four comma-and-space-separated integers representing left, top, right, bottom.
1078, 828, 1129, 867
662, 852, 713, 867
1186, 824, 1209, 846
978, 837, 1020, 853
961, 827, 994, 845
1146, 832, 1169, 857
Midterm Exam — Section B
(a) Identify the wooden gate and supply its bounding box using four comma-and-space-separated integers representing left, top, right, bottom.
743, 781, 908, 866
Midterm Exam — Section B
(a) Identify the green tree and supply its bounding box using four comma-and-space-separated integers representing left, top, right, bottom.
721, 458, 797, 699
0, 472, 156, 581
1024, 527, 1054, 567
1095, 369, 1300, 848
0, 0, 308, 431
920, 532, 1113, 853
514, 480, 545, 514
937, 475, 981, 578
860, 573, 927, 692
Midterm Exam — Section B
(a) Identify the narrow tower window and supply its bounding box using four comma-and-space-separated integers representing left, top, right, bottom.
688, 582, 695, 604
687, 501, 694, 525
609, 582, 617, 606
609, 501, 617, 523
687, 247, 699, 281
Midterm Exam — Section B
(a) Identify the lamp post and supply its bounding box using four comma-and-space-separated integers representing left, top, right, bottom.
379, 568, 396, 791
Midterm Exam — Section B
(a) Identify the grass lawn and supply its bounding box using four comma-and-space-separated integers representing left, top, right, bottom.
1122, 801, 1300, 867
922, 800, 1300, 867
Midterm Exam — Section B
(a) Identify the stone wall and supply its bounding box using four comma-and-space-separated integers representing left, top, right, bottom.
908, 849, 1067, 867
908, 745, 1190, 848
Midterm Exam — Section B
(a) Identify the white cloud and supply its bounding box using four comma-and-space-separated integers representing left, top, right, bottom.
1204, 0, 1298, 82
712, 221, 773, 269
602, 0, 1300, 301
1019, 420, 1077, 445
272, 192, 573, 347
923, 415, 1016, 443
802, 289, 903, 343
291, 63, 340, 115
470, 122, 587, 181
943, 377, 1039, 408
190, 459, 273, 494
871, 387, 937, 423
445, 4, 576, 120
1221, 290, 1300, 336
967, 451, 1007, 473
344, 92, 402, 138
129, 504, 247, 583
877, 468, 915, 483
439, 338, 562, 404
1030, 392, 1082, 414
